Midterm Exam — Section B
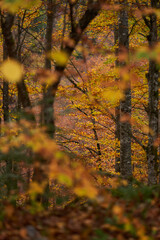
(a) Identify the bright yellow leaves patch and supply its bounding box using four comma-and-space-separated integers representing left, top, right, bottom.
103, 88, 124, 105
0, 59, 23, 83
48, 50, 69, 67
0, 0, 40, 13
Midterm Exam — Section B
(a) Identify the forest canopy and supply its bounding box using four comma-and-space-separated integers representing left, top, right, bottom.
0, 0, 160, 239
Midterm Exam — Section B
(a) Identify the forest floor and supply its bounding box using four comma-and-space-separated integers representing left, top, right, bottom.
0, 186, 160, 240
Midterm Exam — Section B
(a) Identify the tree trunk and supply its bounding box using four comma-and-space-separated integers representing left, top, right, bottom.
1, 13, 33, 113
42, 0, 56, 137
114, 24, 121, 173
2, 32, 18, 196
3, 41, 9, 122
39, 0, 56, 208
147, 0, 159, 185
0, 12, 34, 198
118, 0, 132, 180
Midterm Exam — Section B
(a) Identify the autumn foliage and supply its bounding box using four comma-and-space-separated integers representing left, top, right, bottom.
0, 0, 160, 239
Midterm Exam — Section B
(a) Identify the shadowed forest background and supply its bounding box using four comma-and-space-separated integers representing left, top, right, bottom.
0, 0, 160, 239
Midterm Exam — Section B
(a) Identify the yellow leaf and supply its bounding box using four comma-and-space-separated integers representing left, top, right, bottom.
74, 187, 88, 197
58, 174, 73, 187
49, 50, 68, 66
121, 179, 128, 186
0, 59, 23, 83
74, 185, 97, 198
142, 126, 154, 135
28, 182, 46, 200
104, 88, 124, 105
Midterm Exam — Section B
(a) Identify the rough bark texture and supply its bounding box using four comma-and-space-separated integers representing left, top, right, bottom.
114, 25, 121, 173
119, 0, 132, 179
0, 12, 34, 197
2, 27, 18, 195
1, 13, 32, 112
3, 41, 9, 122
42, 0, 56, 137
147, 0, 159, 185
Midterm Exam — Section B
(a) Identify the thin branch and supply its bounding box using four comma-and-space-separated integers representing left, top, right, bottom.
15, 25, 45, 51
135, 0, 150, 29
128, 19, 139, 36
65, 74, 86, 94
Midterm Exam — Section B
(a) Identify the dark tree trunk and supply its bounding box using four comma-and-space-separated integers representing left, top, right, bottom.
42, 0, 56, 137
1, 13, 33, 113
146, 0, 159, 185
118, 0, 132, 179
38, 0, 56, 208
3, 41, 9, 123
2, 31, 18, 196
90, 109, 102, 166
114, 24, 121, 173
0, 12, 34, 198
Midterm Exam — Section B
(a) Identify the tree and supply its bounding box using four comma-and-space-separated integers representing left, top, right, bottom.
145, 0, 159, 184
114, 20, 121, 173
42, 0, 101, 137
118, 0, 132, 179
1, 0, 160, 208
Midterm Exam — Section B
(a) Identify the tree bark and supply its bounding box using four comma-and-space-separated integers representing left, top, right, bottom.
114, 24, 121, 173
3, 41, 9, 122
42, 0, 56, 137
38, 0, 56, 208
2, 26, 18, 196
146, 0, 159, 185
0, 13, 33, 113
118, 0, 132, 180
